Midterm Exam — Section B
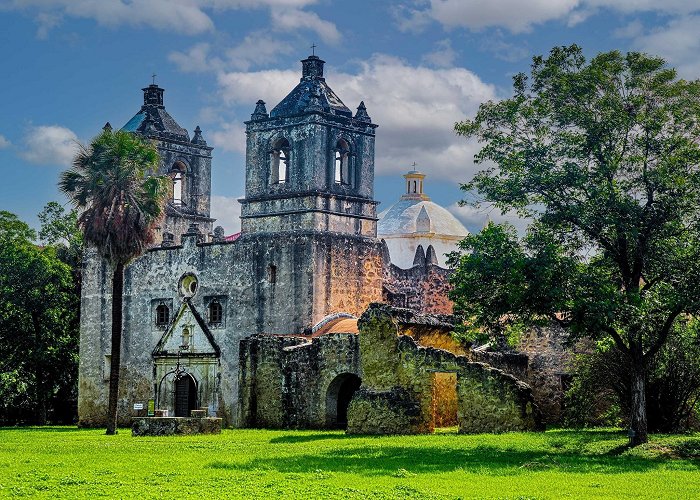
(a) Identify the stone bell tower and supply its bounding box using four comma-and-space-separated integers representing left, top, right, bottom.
121, 83, 215, 244
241, 54, 379, 237
239, 53, 383, 329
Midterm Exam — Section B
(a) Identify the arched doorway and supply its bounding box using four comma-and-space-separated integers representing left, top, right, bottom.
326, 373, 362, 429
174, 374, 197, 417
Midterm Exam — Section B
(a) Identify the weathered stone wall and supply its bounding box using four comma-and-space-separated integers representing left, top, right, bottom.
383, 261, 454, 315
239, 333, 360, 428
78, 229, 380, 428
346, 304, 541, 434
517, 324, 574, 425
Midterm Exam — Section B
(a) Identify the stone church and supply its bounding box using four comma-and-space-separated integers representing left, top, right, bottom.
78, 54, 549, 432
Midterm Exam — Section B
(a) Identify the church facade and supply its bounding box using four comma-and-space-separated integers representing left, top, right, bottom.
78, 55, 386, 426
78, 54, 545, 431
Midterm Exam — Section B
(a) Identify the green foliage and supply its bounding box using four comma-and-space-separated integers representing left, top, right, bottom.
0, 428, 698, 498
452, 45, 700, 442
565, 320, 700, 432
0, 212, 79, 424
59, 129, 169, 266
38, 202, 83, 268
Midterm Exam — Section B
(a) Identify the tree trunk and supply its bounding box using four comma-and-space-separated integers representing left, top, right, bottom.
106, 261, 124, 435
630, 360, 648, 446
31, 312, 47, 426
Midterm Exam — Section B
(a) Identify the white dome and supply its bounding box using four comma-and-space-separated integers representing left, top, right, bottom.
378, 199, 468, 237
378, 170, 469, 269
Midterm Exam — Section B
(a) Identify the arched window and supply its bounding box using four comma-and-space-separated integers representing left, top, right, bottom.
334, 139, 352, 186
209, 300, 223, 325
155, 303, 170, 326
270, 138, 290, 184
171, 161, 187, 205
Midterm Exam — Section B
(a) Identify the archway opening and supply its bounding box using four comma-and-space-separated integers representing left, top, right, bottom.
174, 374, 197, 417
326, 373, 361, 429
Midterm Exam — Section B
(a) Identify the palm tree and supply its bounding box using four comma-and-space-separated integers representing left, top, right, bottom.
59, 129, 169, 434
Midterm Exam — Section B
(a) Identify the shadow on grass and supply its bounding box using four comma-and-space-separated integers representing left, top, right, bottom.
269, 433, 363, 444
0, 426, 81, 433
210, 430, 700, 476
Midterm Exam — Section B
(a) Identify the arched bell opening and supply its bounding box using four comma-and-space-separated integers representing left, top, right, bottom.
326, 373, 361, 429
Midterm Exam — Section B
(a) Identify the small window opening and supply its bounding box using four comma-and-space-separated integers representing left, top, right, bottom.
270, 139, 290, 184
155, 303, 170, 326
268, 264, 277, 284
413, 180, 417, 193
209, 300, 223, 325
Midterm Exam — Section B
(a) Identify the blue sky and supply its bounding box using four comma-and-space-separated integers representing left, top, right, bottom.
2, 0, 700, 235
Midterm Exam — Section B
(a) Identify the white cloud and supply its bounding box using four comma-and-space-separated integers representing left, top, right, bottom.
169, 33, 295, 74
20, 125, 79, 167
209, 122, 246, 153
628, 15, 700, 78
218, 68, 299, 107
35, 11, 62, 39
270, 8, 341, 44
448, 202, 531, 235
401, 0, 700, 34
168, 43, 223, 73
613, 19, 644, 39
421, 39, 457, 68
210, 194, 242, 234
8, 0, 214, 36
5, 0, 334, 37
0, 134, 11, 149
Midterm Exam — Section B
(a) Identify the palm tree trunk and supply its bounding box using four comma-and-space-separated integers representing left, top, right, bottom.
106, 261, 124, 435
630, 359, 648, 446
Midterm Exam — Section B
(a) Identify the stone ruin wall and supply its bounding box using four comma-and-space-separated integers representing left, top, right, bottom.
383, 262, 454, 315
238, 333, 360, 429
346, 304, 542, 434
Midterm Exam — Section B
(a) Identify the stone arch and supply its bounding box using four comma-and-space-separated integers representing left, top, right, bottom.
332, 136, 356, 187
326, 372, 362, 429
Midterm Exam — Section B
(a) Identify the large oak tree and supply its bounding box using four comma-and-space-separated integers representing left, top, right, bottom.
451, 45, 700, 445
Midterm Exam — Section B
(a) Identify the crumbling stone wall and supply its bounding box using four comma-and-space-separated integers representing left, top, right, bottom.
517, 324, 574, 425
238, 333, 360, 428
383, 261, 453, 315
347, 304, 541, 434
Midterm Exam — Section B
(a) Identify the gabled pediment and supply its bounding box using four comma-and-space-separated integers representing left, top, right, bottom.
153, 299, 220, 357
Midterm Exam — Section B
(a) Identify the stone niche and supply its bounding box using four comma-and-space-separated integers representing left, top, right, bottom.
347, 303, 542, 434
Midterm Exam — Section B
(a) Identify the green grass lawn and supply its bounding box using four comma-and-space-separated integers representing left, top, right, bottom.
0, 427, 698, 499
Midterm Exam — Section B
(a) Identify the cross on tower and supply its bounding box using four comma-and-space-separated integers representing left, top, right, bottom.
152, 73, 157, 85
311, 43, 316, 56
412, 161, 417, 168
